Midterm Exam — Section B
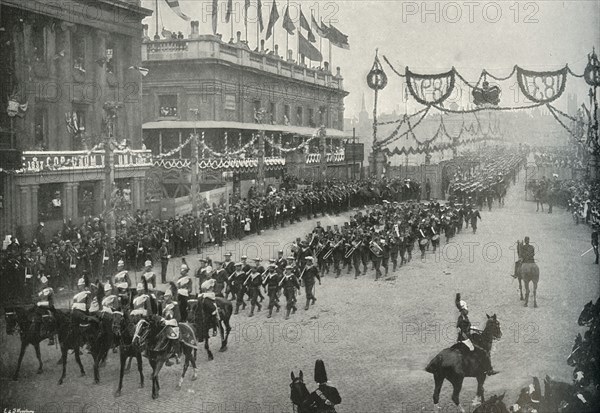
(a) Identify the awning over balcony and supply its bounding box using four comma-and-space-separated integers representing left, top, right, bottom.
142, 120, 351, 139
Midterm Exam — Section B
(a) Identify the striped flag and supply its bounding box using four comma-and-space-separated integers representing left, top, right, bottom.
164, 0, 191, 21
326, 23, 349, 49
300, 9, 315, 42
311, 14, 329, 38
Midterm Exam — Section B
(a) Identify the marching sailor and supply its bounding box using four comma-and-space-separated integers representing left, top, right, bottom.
262, 263, 281, 318
279, 265, 300, 320
245, 267, 263, 317
301, 257, 321, 310
231, 262, 247, 314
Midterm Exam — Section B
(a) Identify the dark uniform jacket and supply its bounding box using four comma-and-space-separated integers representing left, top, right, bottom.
306, 384, 342, 412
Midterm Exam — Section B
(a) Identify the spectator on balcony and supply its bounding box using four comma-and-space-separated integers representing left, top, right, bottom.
177, 31, 184, 39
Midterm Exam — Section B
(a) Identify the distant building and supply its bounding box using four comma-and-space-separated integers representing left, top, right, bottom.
1, 0, 152, 238
141, 22, 357, 204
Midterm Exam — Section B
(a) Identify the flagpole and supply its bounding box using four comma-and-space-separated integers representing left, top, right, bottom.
297, 4, 301, 64
154, 0, 159, 39
256, 0, 260, 50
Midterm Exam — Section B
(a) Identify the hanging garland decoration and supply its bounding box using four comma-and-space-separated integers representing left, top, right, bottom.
406, 67, 456, 107
546, 103, 585, 144
201, 133, 257, 158
516, 66, 568, 104
375, 106, 430, 126
374, 106, 431, 149
432, 101, 545, 114
483, 66, 518, 82
264, 134, 316, 153
154, 134, 193, 159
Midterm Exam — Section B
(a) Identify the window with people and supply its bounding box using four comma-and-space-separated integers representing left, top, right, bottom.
72, 31, 86, 72
158, 95, 178, 117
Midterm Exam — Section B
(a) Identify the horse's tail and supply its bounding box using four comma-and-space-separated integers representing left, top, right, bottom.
425, 353, 442, 374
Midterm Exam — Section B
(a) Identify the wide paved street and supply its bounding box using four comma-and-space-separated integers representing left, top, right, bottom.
1, 176, 598, 413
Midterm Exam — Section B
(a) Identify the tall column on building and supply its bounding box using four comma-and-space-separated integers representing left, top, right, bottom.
319, 134, 327, 181
63, 183, 73, 220
71, 183, 79, 220
30, 185, 39, 228
19, 185, 32, 229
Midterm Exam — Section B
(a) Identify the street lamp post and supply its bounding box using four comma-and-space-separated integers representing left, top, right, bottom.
189, 108, 200, 215
101, 101, 123, 239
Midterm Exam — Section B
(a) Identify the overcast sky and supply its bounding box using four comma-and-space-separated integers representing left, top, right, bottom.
142, 0, 599, 118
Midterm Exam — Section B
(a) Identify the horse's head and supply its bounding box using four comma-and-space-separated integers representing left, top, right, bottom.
474, 393, 509, 413
111, 311, 125, 338
4, 307, 20, 335
485, 314, 502, 340
578, 301, 595, 326
290, 370, 310, 407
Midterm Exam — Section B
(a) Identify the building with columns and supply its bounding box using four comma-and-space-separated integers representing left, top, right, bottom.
141, 21, 357, 205
0, 0, 152, 239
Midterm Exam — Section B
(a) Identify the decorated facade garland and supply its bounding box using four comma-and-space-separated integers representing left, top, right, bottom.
374, 106, 431, 148
264, 134, 316, 153
200, 133, 257, 158
154, 134, 193, 159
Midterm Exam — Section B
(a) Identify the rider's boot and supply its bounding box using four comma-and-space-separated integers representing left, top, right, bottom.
304, 298, 310, 311
267, 308, 273, 318
285, 308, 290, 320
234, 302, 240, 315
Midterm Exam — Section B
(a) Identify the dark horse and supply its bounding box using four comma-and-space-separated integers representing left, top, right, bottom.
515, 241, 540, 307
289, 370, 315, 413
472, 393, 509, 413
4, 305, 58, 380
132, 315, 198, 399
426, 314, 502, 412
112, 310, 145, 397
193, 296, 233, 360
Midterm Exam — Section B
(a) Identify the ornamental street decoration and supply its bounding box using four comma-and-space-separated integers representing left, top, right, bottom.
405, 67, 456, 107
367, 51, 387, 91
472, 80, 501, 106
584, 48, 600, 87
516, 66, 568, 104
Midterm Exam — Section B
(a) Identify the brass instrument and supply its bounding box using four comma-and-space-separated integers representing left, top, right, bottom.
369, 240, 384, 257
323, 240, 343, 260
344, 240, 361, 259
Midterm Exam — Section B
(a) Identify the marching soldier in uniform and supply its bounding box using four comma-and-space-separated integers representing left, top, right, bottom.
253, 258, 266, 303
279, 265, 300, 320
276, 250, 287, 272
231, 262, 247, 315
159, 241, 169, 284
213, 260, 228, 298
245, 267, 263, 317
369, 238, 383, 280
263, 263, 281, 318
470, 207, 482, 234
301, 257, 321, 310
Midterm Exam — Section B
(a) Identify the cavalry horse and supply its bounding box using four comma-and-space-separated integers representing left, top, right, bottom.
57, 282, 115, 385
515, 241, 540, 307
426, 314, 503, 412
4, 305, 59, 380
289, 370, 315, 413
132, 315, 198, 399
112, 309, 145, 397
193, 296, 233, 360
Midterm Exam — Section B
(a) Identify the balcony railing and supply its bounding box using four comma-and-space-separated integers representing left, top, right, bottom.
154, 156, 286, 170
305, 152, 346, 164
142, 36, 345, 91
21, 149, 153, 173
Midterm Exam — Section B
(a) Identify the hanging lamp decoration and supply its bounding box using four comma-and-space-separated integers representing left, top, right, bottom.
584, 48, 600, 87
367, 50, 388, 91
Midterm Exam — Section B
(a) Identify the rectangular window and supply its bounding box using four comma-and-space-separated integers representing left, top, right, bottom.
269, 102, 276, 124
296, 107, 303, 126
34, 106, 48, 150
284, 105, 291, 125
32, 24, 46, 62
308, 108, 315, 128
38, 184, 63, 222
106, 39, 115, 74
158, 95, 178, 117
72, 33, 86, 71
319, 106, 327, 127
